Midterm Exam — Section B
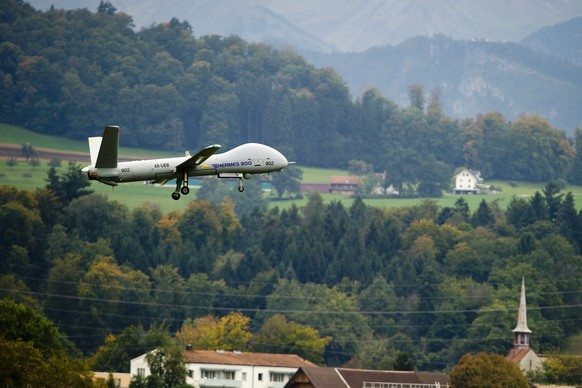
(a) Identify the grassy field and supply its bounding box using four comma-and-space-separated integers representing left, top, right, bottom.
0, 123, 174, 159
2, 123, 582, 213
564, 332, 582, 355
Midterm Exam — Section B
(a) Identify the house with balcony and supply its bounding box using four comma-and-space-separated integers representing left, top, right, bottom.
130, 349, 317, 388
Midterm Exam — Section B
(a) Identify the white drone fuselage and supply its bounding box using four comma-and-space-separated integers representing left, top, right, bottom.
86, 143, 288, 183
82, 126, 289, 199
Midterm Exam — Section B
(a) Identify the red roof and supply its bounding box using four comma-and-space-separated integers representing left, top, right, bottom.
506, 347, 533, 364
183, 350, 318, 368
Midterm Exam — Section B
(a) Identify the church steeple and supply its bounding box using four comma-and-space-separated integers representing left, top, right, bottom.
512, 277, 532, 349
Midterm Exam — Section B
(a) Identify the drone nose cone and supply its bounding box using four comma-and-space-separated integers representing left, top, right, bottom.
280, 153, 289, 168
273, 148, 288, 169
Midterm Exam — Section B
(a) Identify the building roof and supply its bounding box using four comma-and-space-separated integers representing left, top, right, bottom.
183, 349, 318, 368
338, 368, 449, 386
330, 176, 360, 185
454, 168, 482, 180
301, 367, 347, 388
286, 367, 450, 388
506, 347, 534, 364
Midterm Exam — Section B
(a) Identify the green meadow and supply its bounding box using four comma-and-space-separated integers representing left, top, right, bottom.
2, 123, 581, 213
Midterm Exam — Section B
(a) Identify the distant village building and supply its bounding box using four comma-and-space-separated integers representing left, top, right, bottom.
506, 278, 543, 374
284, 367, 449, 388
453, 168, 484, 194
130, 349, 317, 388
329, 175, 360, 194
93, 372, 131, 388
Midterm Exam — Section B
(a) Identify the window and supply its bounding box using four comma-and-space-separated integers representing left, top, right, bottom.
270, 372, 285, 382
258, 373, 263, 381
202, 370, 235, 380
137, 368, 145, 377
242, 372, 247, 381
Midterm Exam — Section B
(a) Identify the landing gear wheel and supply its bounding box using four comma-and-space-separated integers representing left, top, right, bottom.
238, 186, 244, 192
172, 192, 181, 200
180, 186, 190, 195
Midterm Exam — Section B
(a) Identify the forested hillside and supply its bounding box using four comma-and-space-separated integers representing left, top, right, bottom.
1, 1, 582, 197
2, 172, 582, 371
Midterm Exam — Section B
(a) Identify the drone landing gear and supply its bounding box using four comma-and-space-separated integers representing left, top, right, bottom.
217, 172, 248, 192
172, 169, 190, 200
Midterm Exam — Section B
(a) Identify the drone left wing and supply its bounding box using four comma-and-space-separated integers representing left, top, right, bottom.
175, 144, 221, 170
149, 144, 221, 186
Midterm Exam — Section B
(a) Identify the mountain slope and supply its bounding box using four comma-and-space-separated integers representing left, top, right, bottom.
264, 0, 582, 51
521, 16, 582, 66
304, 35, 582, 132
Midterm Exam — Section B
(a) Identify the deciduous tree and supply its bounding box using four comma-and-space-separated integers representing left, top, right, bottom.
450, 352, 529, 388
251, 314, 331, 364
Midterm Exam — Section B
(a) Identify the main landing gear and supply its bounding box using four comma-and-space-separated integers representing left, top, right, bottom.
172, 169, 190, 200
171, 171, 250, 199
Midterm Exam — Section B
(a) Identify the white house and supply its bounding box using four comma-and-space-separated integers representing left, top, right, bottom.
453, 168, 484, 194
130, 349, 318, 388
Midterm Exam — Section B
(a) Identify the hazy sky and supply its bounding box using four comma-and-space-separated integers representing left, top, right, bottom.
27, 0, 582, 51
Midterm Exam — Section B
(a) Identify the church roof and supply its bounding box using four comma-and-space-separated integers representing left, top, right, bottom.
506, 347, 534, 364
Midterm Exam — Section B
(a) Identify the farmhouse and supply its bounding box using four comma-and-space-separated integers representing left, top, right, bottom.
329, 175, 360, 194
453, 168, 484, 194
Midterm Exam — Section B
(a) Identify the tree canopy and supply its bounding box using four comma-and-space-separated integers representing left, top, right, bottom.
2, 152, 582, 371
449, 352, 529, 388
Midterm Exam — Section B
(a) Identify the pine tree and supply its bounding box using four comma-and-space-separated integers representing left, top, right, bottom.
570, 128, 582, 184
471, 200, 495, 228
